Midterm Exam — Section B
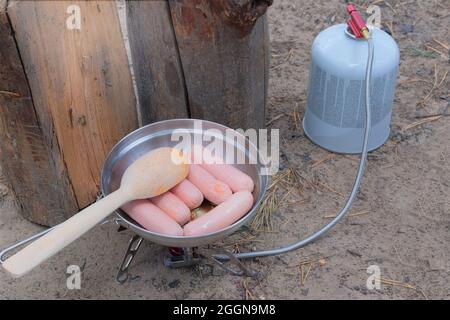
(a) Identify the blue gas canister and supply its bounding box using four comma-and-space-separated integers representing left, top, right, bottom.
303, 24, 400, 154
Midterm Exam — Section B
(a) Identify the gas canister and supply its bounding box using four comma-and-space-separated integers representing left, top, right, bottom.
303, 23, 400, 153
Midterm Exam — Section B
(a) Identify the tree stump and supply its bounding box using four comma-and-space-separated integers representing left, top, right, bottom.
127, 0, 271, 129
0, 1, 138, 226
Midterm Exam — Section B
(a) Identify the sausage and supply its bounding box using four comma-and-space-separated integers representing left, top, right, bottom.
187, 164, 232, 205
202, 163, 254, 193
121, 200, 183, 236
189, 145, 254, 192
151, 192, 191, 225
171, 179, 204, 209
183, 191, 254, 236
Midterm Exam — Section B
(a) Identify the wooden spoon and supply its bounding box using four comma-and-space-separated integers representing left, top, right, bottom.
2, 147, 189, 278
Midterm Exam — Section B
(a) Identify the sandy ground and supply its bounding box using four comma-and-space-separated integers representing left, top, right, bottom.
1, 0, 449, 300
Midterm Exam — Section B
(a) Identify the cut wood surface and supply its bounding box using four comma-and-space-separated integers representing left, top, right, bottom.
0, 0, 78, 226
7, 0, 138, 211
127, 0, 189, 124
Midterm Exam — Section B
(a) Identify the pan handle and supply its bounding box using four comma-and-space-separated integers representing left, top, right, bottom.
0, 227, 55, 265
0, 217, 115, 266
0, 190, 111, 265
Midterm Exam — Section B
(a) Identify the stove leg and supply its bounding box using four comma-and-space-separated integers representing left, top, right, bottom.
116, 235, 143, 284
206, 248, 258, 278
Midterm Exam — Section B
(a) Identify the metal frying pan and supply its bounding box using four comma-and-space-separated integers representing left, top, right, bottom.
101, 118, 268, 247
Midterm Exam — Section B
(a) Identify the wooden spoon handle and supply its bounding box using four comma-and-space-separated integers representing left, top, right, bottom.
2, 189, 131, 278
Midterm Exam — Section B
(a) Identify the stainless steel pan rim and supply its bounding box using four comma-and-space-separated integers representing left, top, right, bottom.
101, 119, 268, 248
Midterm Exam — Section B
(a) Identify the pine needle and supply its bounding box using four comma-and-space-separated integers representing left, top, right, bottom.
250, 167, 311, 232
403, 115, 443, 130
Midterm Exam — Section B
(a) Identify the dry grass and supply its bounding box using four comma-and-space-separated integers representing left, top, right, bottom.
0, 90, 20, 98
288, 254, 327, 286
417, 64, 448, 107
311, 153, 336, 169
241, 278, 266, 300
222, 228, 265, 254
251, 167, 311, 232
271, 47, 295, 69
403, 115, 444, 131
242, 279, 257, 300
266, 113, 285, 126
251, 189, 279, 232
425, 38, 450, 60
323, 209, 370, 219
380, 277, 428, 299
292, 103, 301, 129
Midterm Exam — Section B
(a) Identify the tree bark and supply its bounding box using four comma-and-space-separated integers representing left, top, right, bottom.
0, 0, 78, 226
1, 0, 138, 226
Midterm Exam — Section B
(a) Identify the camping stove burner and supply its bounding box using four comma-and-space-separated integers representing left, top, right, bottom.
115, 233, 257, 284
165, 247, 202, 268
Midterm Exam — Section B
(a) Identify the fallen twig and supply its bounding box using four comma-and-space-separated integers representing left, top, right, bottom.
417, 64, 448, 107
432, 38, 449, 50
415, 113, 450, 119
0, 90, 20, 98
242, 279, 257, 300
403, 115, 443, 130
311, 153, 336, 169
266, 114, 285, 126
381, 277, 415, 289
324, 210, 370, 219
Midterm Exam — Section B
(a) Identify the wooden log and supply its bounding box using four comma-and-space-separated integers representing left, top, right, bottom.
168, 0, 271, 129
127, 0, 271, 129
1, 0, 138, 226
0, 0, 78, 226
126, 0, 189, 124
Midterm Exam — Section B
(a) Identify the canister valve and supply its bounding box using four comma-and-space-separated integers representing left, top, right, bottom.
347, 3, 370, 40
